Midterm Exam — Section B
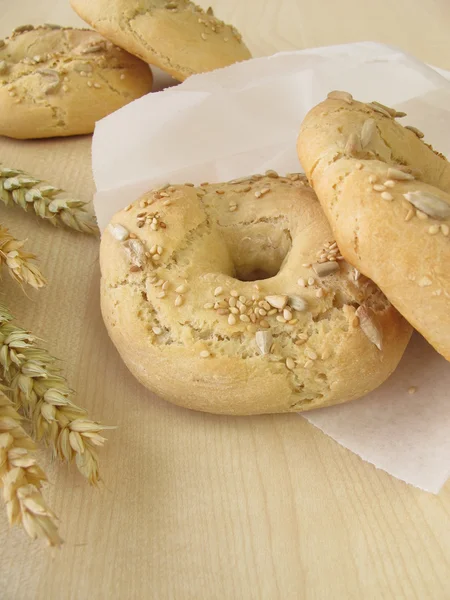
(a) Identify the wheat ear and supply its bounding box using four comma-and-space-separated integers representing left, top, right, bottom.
0, 166, 99, 236
0, 389, 62, 545
0, 305, 112, 485
0, 225, 46, 289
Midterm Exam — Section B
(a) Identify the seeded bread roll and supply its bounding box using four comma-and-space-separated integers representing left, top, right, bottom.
100, 173, 411, 415
0, 25, 153, 139
297, 91, 450, 361
70, 0, 251, 82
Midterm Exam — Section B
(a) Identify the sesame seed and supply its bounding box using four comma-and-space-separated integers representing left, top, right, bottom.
229, 204, 237, 212
254, 191, 262, 198
239, 295, 246, 303
201, 33, 208, 40
94, 82, 101, 88
304, 360, 314, 368
355, 162, 363, 170
199, 350, 210, 358
229, 297, 237, 307
162, 281, 170, 291
276, 315, 286, 323
228, 314, 237, 325
176, 284, 187, 294
260, 187, 270, 195
297, 278, 306, 287
441, 224, 449, 236
428, 225, 439, 235
373, 184, 386, 192
384, 180, 395, 188
259, 320, 270, 328
302, 263, 311, 268
152, 327, 162, 335
175, 295, 183, 306
120, 74, 125, 80
267, 309, 277, 316
305, 348, 318, 360
156, 291, 166, 299
215, 189, 225, 195
307, 277, 315, 286
217, 308, 229, 315
286, 357, 295, 370
62, 84, 68, 92
405, 209, 415, 222
214, 286, 223, 296
204, 302, 214, 309
265, 169, 279, 178
229, 307, 239, 315
152, 254, 161, 261
408, 386, 417, 395
316, 289, 324, 298
283, 308, 293, 321
416, 210, 428, 220
230, 290, 239, 297
163, 200, 172, 206
240, 314, 250, 322
369, 175, 377, 184
381, 192, 393, 201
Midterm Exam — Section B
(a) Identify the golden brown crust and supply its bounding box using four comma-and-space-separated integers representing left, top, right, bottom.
0, 25, 153, 139
70, 0, 251, 82
100, 174, 412, 415
297, 93, 450, 360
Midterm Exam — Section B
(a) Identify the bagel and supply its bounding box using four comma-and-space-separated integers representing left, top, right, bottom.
70, 0, 251, 82
0, 25, 153, 139
297, 91, 450, 361
100, 173, 411, 415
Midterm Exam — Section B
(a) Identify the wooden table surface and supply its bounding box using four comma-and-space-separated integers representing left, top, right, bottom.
1, 1, 449, 599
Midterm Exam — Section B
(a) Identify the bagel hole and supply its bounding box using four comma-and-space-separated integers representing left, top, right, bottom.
224, 226, 292, 282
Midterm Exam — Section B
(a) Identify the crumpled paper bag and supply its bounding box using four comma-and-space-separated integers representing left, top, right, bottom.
92, 42, 450, 493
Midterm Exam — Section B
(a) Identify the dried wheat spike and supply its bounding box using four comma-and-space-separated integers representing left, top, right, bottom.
0, 166, 99, 235
0, 225, 46, 289
0, 389, 62, 545
0, 305, 113, 485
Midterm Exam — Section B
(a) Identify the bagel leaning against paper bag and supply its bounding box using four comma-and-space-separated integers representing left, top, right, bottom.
297, 91, 450, 361
100, 173, 411, 415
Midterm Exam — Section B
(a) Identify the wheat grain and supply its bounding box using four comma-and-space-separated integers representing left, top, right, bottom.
0, 165, 98, 235
0, 225, 46, 289
0, 305, 113, 485
0, 389, 62, 545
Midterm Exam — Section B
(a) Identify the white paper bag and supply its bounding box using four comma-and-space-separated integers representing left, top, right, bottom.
92, 42, 450, 493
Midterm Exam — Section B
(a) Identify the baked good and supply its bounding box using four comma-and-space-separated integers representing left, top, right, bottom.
70, 0, 251, 82
0, 25, 153, 139
297, 91, 450, 361
100, 173, 412, 415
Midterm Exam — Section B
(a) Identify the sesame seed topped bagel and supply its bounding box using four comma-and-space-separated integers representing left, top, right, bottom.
70, 0, 251, 82
100, 173, 411, 415
0, 25, 153, 139
297, 91, 450, 361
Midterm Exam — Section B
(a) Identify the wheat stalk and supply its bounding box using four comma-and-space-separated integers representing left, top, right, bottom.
0, 305, 112, 485
0, 166, 99, 236
0, 225, 46, 289
0, 389, 62, 546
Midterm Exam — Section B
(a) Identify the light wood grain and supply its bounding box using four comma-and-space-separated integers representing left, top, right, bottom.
0, 1, 449, 599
